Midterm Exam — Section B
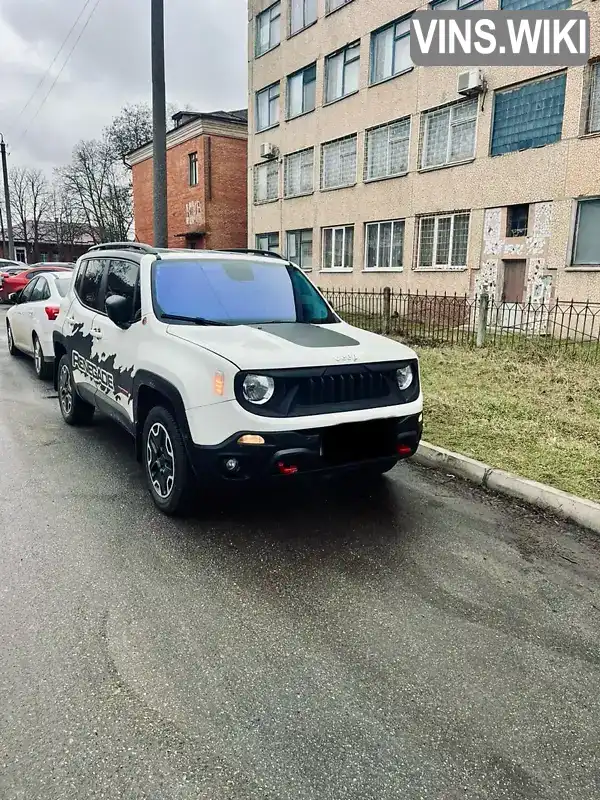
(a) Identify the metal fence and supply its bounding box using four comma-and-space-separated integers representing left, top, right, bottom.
319, 287, 600, 361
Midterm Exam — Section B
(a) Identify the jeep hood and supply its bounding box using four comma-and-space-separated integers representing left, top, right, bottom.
166, 321, 417, 370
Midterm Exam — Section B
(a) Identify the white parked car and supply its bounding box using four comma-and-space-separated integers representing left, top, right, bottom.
6, 271, 73, 379
52, 243, 424, 516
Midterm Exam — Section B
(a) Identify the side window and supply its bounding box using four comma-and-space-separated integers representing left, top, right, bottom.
30, 277, 50, 302
20, 278, 38, 303
77, 258, 106, 311
106, 259, 140, 321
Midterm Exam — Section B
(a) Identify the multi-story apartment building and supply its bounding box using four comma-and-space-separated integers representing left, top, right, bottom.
127, 109, 248, 250
248, 0, 600, 304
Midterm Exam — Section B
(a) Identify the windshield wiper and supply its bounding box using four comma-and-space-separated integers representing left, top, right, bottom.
161, 314, 230, 326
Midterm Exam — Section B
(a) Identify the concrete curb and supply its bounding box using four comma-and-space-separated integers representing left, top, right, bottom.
412, 442, 600, 535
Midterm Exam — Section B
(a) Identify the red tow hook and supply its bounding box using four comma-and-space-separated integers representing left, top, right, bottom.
396, 444, 413, 456
277, 462, 299, 475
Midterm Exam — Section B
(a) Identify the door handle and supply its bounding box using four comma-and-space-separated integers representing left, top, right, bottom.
90, 328, 103, 339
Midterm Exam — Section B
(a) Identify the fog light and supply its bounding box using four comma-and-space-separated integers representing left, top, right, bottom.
224, 458, 240, 473
237, 434, 265, 445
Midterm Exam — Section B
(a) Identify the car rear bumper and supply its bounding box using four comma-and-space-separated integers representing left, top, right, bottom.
186, 413, 422, 483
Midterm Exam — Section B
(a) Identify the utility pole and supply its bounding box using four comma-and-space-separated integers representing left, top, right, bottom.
0, 135, 15, 260
0, 200, 5, 255
151, 0, 168, 248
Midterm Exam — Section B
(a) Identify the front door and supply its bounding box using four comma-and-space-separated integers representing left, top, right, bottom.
10, 278, 38, 348
65, 257, 106, 406
92, 257, 141, 430
501, 260, 527, 329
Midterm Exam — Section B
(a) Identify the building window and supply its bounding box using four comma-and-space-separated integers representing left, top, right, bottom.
364, 117, 410, 181
325, 42, 360, 104
365, 220, 405, 270
370, 16, 412, 85
40, 252, 48, 263
572, 199, 600, 265
320, 135, 357, 190
416, 212, 470, 270
188, 152, 198, 186
286, 229, 313, 269
15, 248, 26, 263
287, 63, 316, 118
256, 232, 280, 253
256, 2, 281, 56
290, 0, 317, 35
322, 226, 354, 270
420, 99, 477, 169
284, 148, 314, 197
586, 62, 600, 134
327, 0, 354, 11
506, 204, 529, 237
491, 72, 566, 156
500, 0, 570, 9
431, 0, 483, 9
254, 161, 279, 203
256, 82, 280, 131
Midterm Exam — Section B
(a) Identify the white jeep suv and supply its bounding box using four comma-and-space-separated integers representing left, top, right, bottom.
53, 243, 423, 515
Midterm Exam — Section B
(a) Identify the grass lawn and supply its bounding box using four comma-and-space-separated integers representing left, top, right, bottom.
417, 345, 600, 503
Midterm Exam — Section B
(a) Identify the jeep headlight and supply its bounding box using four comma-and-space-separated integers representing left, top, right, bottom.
242, 374, 275, 405
396, 365, 413, 391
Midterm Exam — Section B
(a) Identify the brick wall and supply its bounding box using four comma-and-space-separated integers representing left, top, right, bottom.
131, 132, 247, 250
204, 135, 248, 250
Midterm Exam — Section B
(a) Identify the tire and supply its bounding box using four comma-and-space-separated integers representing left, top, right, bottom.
33, 335, 52, 380
6, 322, 19, 357
142, 405, 194, 516
57, 354, 95, 425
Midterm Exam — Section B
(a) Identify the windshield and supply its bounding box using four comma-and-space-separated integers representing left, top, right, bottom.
152, 259, 338, 325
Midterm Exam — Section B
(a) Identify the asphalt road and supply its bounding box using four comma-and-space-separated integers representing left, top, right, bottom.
1, 307, 599, 800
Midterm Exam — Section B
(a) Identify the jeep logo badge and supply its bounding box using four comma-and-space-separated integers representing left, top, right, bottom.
335, 353, 358, 363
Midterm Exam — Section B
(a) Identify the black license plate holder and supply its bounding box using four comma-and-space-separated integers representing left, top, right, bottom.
321, 420, 396, 464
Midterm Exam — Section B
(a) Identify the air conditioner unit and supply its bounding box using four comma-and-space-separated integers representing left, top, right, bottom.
260, 142, 279, 160
457, 69, 484, 97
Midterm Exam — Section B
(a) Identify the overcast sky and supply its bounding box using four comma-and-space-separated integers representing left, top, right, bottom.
0, 0, 248, 174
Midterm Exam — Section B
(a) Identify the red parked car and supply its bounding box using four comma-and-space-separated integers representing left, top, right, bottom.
0, 264, 74, 303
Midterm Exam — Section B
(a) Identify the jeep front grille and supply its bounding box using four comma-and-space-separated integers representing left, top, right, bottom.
235, 361, 419, 418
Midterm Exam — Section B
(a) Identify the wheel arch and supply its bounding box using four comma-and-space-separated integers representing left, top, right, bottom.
133, 371, 192, 463
52, 333, 67, 391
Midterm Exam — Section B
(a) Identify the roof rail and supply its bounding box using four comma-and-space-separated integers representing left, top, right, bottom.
87, 242, 159, 255
219, 248, 288, 261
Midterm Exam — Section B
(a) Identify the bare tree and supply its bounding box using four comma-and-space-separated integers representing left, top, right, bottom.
58, 139, 133, 243
105, 101, 180, 165
9, 167, 51, 260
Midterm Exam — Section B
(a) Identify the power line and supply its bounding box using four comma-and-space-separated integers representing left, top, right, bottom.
11, 0, 96, 134
19, 0, 103, 145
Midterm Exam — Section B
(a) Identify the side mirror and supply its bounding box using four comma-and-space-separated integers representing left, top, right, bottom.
105, 294, 132, 328
8, 291, 21, 304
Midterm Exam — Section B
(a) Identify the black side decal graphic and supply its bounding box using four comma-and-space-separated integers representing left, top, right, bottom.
249, 323, 360, 348
68, 323, 134, 404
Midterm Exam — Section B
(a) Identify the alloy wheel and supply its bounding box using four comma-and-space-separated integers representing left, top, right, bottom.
146, 422, 175, 499
34, 339, 42, 375
59, 363, 73, 416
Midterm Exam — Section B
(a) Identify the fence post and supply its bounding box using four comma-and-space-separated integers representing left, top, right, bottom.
477, 291, 489, 348
383, 286, 391, 335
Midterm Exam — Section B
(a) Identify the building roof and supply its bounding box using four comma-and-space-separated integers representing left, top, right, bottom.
126, 107, 248, 163
10, 220, 96, 246
172, 108, 248, 126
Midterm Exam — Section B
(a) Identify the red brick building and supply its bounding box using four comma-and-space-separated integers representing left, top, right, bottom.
126, 109, 248, 250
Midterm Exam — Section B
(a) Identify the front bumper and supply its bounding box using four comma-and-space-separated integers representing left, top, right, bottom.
187, 413, 423, 483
